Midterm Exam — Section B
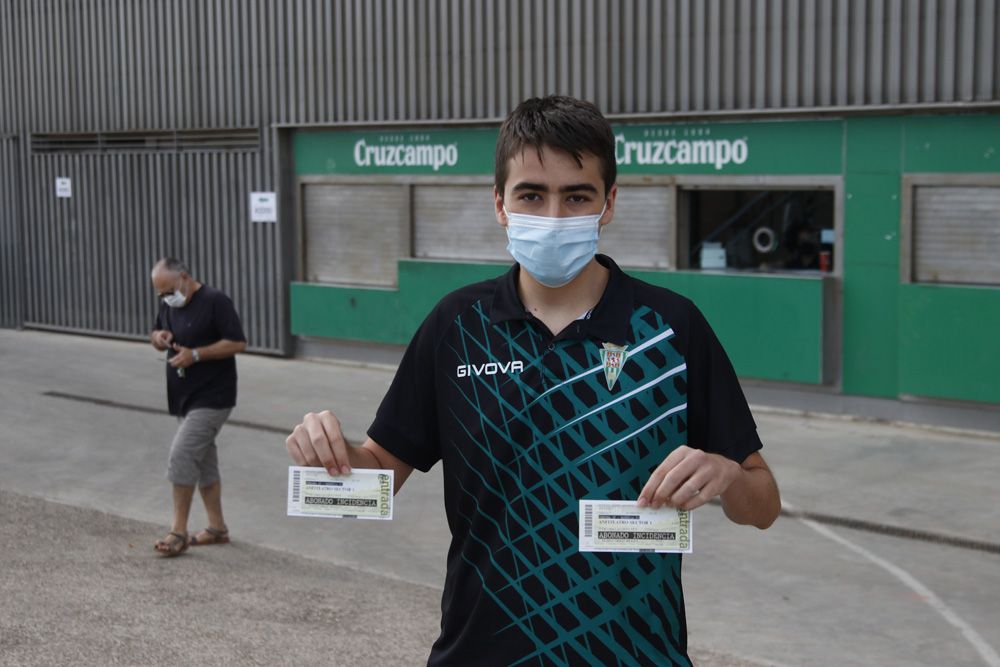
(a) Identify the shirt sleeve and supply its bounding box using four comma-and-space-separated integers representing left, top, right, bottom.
367, 313, 442, 473
212, 292, 247, 343
684, 302, 763, 463
154, 305, 166, 332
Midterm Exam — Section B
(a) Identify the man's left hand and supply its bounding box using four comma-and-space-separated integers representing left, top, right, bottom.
168, 344, 195, 369
637, 445, 742, 511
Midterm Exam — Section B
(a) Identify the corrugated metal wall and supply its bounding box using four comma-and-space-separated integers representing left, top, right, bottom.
241, 0, 1000, 122
20, 151, 283, 349
0, 136, 21, 329
1, 0, 998, 348
2, 1, 999, 130
0, 0, 285, 351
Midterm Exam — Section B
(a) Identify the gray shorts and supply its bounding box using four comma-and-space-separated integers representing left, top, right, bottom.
167, 407, 232, 487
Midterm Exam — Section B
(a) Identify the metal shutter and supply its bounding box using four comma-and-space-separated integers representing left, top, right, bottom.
413, 185, 509, 262
601, 186, 673, 270
414, 184, 673, 269
303, 184, 408, 286
914, 186, 1000, 285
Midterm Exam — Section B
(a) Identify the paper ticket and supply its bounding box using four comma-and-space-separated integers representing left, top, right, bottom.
287, 467, 393, 520
578, 500, 692, 553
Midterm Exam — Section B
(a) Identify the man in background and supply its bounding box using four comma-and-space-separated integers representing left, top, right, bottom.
149, 257, 246, 557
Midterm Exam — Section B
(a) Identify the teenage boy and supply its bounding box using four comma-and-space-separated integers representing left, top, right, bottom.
286, 95, 780, 666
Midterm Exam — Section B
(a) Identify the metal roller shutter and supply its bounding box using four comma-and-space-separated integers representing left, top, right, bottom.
413, 184, 672, 270
413, 185, 508, 262
303, 184, 408, 287
914, 186, 1000, 286
601, 186, 673, 269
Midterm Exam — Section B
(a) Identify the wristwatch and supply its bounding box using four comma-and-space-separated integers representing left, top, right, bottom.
192, 348, 201, 363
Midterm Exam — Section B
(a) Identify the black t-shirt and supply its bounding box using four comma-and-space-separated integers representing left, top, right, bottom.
154, 285, 246, 416
368, 255, 762, 666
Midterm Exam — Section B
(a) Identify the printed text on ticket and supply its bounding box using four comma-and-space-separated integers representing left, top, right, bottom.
579, 500, 692, 553
287, 467, 393, 520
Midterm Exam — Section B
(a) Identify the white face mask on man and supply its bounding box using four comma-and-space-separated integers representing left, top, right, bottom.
162, 284, 187, 308
503, 202, 607, 288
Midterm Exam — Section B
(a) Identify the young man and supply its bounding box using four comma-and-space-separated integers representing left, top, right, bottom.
286, 96, 780, 665
150, 258, 247, 556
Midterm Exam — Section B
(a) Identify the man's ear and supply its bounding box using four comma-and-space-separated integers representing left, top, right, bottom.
494, 186, 507, 227
600, 183, 618, 229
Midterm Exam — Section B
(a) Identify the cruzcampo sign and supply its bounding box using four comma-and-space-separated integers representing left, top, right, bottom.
294, 119, 842, 176
295, 127, 497, 176
613, 120, 842, 174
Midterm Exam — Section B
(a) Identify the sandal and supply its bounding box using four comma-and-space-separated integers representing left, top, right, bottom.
154, 531, 190, 557
190, 527, 230, 546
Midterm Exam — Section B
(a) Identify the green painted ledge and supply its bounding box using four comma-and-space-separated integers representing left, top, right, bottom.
291, 260, 509, 345
899, 283, 1000, 404
290, 283, 403, 344
633, 271, 825, 384
292, 261, 826, 384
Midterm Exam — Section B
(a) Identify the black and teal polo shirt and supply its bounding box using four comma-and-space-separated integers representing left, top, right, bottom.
368, 254, 763, 667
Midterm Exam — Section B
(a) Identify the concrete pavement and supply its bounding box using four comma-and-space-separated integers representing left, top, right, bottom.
0, 489, 441, 666
1, 328, 999, 666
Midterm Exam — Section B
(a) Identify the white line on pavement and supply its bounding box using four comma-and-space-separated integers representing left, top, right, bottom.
784, 500, 1000, 667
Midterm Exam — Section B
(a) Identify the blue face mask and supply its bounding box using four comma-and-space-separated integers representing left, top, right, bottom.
504, 203, 607, 288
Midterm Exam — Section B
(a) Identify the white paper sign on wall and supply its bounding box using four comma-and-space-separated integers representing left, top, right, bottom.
55, 177, 72, 198
250, 191, 277, 222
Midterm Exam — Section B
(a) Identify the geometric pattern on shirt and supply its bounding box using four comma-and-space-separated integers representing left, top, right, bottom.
444, 302, 692, 666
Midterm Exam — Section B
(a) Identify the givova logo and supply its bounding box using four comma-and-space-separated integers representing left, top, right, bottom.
456, 360, 525, 378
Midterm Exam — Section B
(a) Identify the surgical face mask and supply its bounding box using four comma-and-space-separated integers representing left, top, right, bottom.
504, 203, 606, 288
162, 284, 187, 308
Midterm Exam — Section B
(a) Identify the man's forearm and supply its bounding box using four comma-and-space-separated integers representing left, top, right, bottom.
348, 443, 381, 469
194, 339, 246, 361
719, 463, 780, 529
355, 440, 414, 494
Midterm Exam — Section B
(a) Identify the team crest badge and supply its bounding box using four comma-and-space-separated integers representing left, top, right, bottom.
600, 342, 629, 390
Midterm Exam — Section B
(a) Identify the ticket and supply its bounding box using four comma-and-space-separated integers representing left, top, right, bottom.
578, 500, 692, 553
287, 467, 394, 520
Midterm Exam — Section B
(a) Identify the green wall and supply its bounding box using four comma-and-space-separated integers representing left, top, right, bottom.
291, 261, 510, 345
898, 284, 1000, 404
840, 114, 1000, 403
291, 113, 1000, 405
294, 119, 844, 177
633, 271, 825, 383
842, 118, 903, 397
895, 114, 1000, 404
292, 260, 827, 385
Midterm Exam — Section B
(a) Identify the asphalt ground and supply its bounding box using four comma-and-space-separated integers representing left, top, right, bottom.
1, 328, 999, 666
0, 489, 441, 666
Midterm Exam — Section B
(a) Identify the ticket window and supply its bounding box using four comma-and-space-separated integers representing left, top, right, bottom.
679, 189, 836, 273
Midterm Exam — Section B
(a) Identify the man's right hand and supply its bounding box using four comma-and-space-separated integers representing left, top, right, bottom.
151, 330, 173, 351
286, 410, 354, 476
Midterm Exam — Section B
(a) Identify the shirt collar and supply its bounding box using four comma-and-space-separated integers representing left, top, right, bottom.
489, 254, 634, 345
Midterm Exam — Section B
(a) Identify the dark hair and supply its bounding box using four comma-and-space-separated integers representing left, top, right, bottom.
494, 95, 617, 198
153, 257, 190, 275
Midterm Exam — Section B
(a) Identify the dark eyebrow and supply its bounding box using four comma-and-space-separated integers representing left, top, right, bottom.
559, 183, 599, 194
510, 181, 599, 194
511, 181, 548, 192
